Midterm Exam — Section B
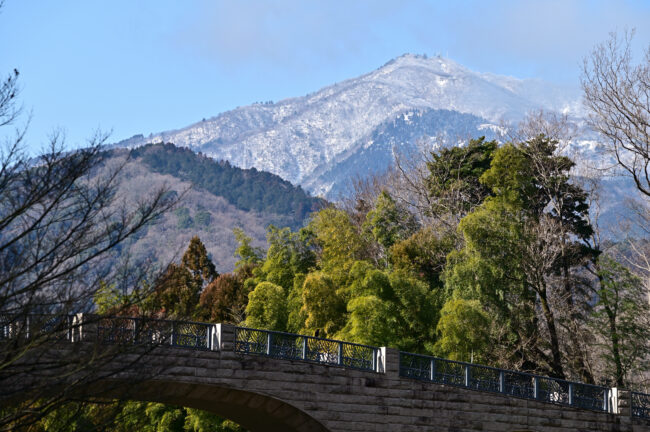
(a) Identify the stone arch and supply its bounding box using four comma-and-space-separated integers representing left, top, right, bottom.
102, 379, 330, 432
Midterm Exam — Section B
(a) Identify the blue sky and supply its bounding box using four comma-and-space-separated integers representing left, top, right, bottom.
1, 0, 649, 154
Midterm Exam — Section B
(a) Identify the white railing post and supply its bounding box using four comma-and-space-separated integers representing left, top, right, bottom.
464, 364, 471, 387
533, 376, 539, 399
266, 332, 272, 355
377, 347, 387, 373
430, 358, 436, 381
338, 342, 344, 366
568, 383, 574, 406
499, 370, 505, 393
609, 387, 619, 414
302, 336, 307, 360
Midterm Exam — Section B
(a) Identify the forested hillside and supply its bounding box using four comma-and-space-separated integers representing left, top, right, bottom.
90, 145, 324, 273
130, 143, 324, 225
39, 132, 648, 432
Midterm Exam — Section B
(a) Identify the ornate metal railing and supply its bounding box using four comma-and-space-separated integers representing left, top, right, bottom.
0, 314, 75, 340
632, 391, 650, 419
399, 352, 610, 412
97, 316, 213, 350
234, 326, 378, 372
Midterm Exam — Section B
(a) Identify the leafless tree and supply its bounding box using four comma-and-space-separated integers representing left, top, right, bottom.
582, 31, 650, 198
0, 58, 177, 429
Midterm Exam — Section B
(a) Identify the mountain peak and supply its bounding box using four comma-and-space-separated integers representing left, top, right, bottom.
115, 55, 582, 198
380, 53, 464, 73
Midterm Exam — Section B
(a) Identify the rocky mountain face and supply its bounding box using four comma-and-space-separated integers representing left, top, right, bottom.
114, 54, 583, 199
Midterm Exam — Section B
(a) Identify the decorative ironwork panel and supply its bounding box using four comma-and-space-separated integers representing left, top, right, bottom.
632, 392, 650, 419
32, 314, 73, 340
234, 327, 378, 372
134, 318, 171, 345
503, 370, 535, 399
398, 350, 610, 412
536, 376, 570, 405
98, 317, 136, 344
468, 364, 500, 393
234, 327, 269, 355
268, 332, 303, 360
341, 341, 375, 370
304, 336, 339, 365
399, 352, 432, 381
572, 382, 607, 411
433, 358, 466, 387
171, 321, 211, 350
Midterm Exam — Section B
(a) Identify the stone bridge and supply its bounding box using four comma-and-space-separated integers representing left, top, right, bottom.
4, 315, 650, 431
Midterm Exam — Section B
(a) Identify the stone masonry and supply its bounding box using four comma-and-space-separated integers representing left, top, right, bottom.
94, 323, 650, 432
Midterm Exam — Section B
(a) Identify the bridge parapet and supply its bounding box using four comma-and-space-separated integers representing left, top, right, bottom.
3, 313, 650, 429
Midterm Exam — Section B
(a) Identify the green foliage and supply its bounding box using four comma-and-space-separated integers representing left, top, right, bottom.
258, 225, 316, 291
287, 272, 308, 333
131, 143, 324, 226
175, 207, 194, 229
194, 210, 212, 227
233, 228, 264, 270
245, 281, 288, 331
183, 236, 219, 288
308, 207, 366, 283
434, 299, 491, 363
301, 272, 346, 337
94, 282, 128, 314
445, 136, 598, 378
364, 190, 417, 251
389, 227, 454, 289
591, 256, 650, 386
338, 295, 395, 347
426, 136, 497, 217
184, 408, 245, 432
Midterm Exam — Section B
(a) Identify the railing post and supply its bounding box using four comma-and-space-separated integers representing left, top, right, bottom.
499, 370, 505, 393
266, 332, 272, 355
213, 323, 235, 351
170, 322, 175, 346
464, 364, 471, 387
302, 336, 307, 360
609, 387, 619, 414
377, 347, 387, 373
206, 325, 211, 350
533, 376, 539, 399
338, 342, 344, 366
568, 383, 574, 406
372, 348, 377, 371
133, 318, 139, 344
430, 358, 436, 382
603, 388, 609, 412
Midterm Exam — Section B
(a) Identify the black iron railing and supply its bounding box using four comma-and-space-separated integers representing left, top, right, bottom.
97, 316, 213, 350
234, 326, 378, 372
4, 313, 649, 419
0, 314, 76, 340
632, 391, 650, 419
399, 352, 610, 412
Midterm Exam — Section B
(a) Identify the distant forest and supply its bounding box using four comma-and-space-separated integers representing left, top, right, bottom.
130, 143, 324, 225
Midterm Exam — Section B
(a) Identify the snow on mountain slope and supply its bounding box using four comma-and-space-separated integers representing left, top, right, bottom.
115, 54, 581, 197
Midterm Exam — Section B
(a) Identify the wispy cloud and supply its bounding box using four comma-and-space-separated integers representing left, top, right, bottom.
172, 0, 650, 83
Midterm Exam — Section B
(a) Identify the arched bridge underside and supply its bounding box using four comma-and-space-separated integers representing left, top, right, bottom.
101, 349, 648, 432
5, 320, 650, 432
92, 327, 650, 432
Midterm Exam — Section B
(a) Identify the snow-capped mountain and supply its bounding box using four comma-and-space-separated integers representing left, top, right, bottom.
115, 54, 582, 198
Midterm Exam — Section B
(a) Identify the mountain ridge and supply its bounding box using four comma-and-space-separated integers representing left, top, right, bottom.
113, 53, 582, 198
